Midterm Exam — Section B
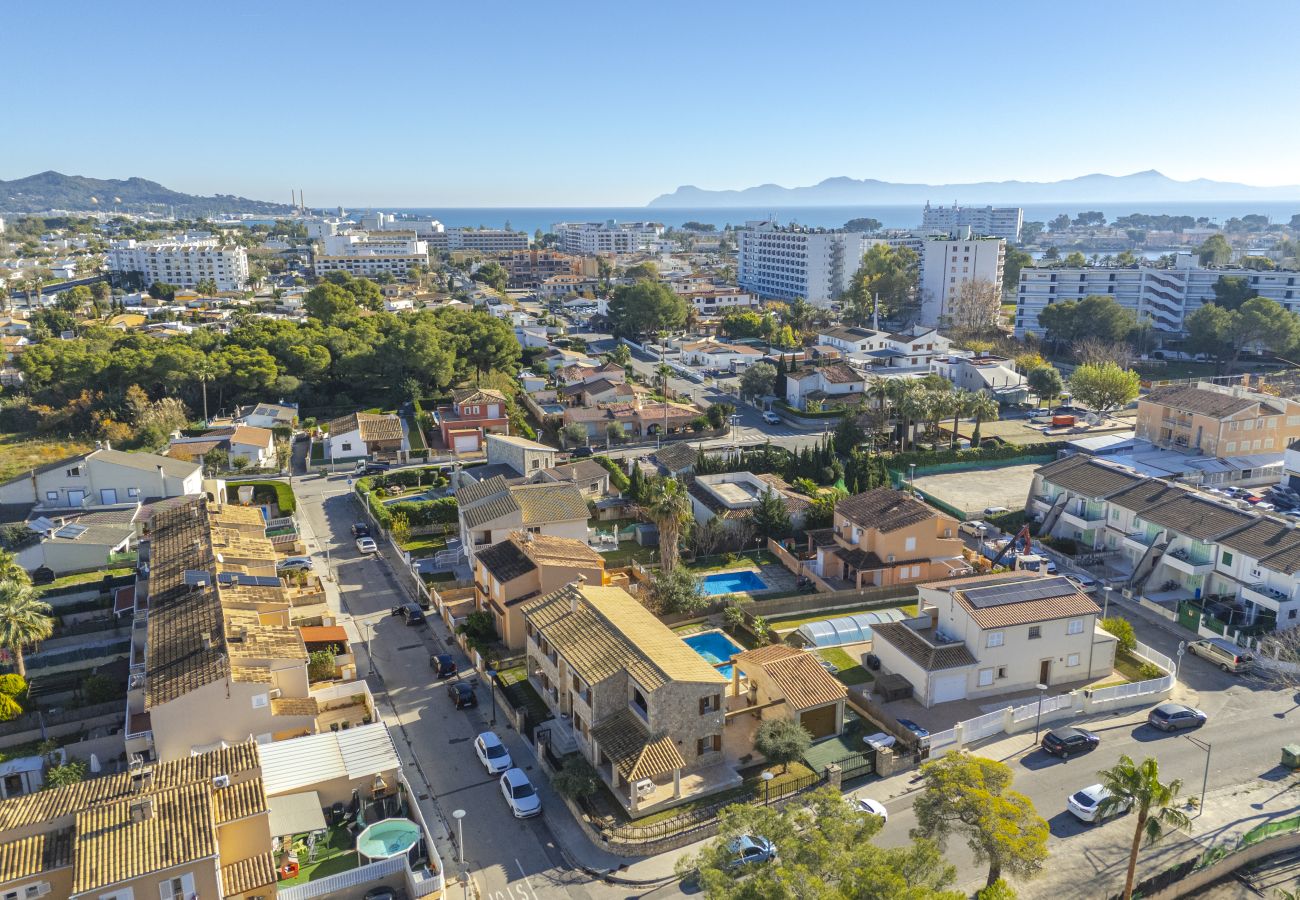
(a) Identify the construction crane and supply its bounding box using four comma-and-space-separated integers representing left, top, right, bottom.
987, 523, 1034, 570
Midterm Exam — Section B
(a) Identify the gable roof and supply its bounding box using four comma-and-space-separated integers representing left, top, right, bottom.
819, 363, 864, 384
1142, 383, 1270, 418
589, 708, 686, 781
871, 622, 976, 671
486, 433, 555, 452
733, 645, 846, 710
476, 537, 538, 584
452, 387, 507, 405
653, 442, 698, 473
457, 474, 511, 505
511, 482, 591, 525
1218, 516, 1300, 561
1035, 454, 1144, 498
325, 411, 403, 443
951, 576, 1101, 629
836, 487, 940, 532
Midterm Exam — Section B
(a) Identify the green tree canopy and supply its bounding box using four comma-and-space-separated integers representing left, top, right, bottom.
1197, 233, 1232, 265
847, 243, 920, 323
1185, 296, 1300, 374
1068, 362, 1140, 415
740, 362, 777, 399
304, 282, 358, 324
606, 281, 687, 339
1025, 365, 1064, 407
1036, 295, 1137, 348
752, 487, 792, 540
754, 718, 811, 772
1211, 275, 1258, 310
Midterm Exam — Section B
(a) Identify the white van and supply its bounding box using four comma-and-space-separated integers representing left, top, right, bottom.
1188, 638, 1254, 674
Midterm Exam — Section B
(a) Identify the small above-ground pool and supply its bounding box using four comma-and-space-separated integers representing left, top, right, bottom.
683, 629, 745, 679
700, 570, 769, 596
356, 818, 422, 860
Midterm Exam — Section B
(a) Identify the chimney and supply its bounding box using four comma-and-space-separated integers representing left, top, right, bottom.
570, 574, 587, 612
130, 797, 155, 822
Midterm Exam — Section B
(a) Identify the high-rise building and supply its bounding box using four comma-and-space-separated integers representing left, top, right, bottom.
107, 237, 249, 291
552, 221, 663, 254
312, 232, 429, 278
737, 221, 873, 306
426, 228, 530, 253
921, 203, 1023, 243
1014, 253, 1300, 338
919, 236, 1005, 326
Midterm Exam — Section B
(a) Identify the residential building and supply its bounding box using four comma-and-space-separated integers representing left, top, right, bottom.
426, 228, 529, 252
816, 325, 952, 371
473, 533, 606, 648
167, 425, 276, 469
929, 354, 1028, 405
17, 506, 138, 575
816, 326, 884, 355
804, 487, 966, 589
687, 472, 810, 535
1028, 454, 1146, 551
324, 411, 406, 462
1015, 254, 1300, 338
485, 432, 557, 477
559, 377, 636, 407
360, 211, 445, 238
1135, 382, 1300, 457
0, 447, 205, 510
871, 573, 1115, 706
502, 250, 581, 288
521, 582, 736, 816
537, 274, 602, 298
234, 401, 299, 430
919, 235, 1005, 327
435, 388, 510, 454
729, 644, 847, 739
108, 237, 249, 291
456, 477, 590, 563
678, 338, 763, 371
785, 363, 865, 411
534, 459, 612, 498
553, 221, 664, 255
672, 285, 760, 316
737, 221, 875, 306
1285, 439, 1300, 491
313, 232, 429, 279
921, 203, 1023, 242
561, 398, 702, 440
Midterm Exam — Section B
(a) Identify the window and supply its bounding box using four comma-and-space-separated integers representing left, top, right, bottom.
1222, 551, 1234, 566
986, 631, 1004, 648
978, 668, 994, 687
699, 694, 720, 714
1028, 626, 1041, 640
251, 693, 269, 709
904, 536, 917, 552
1066, 653, 1081, 668
45, 491, 59, 501
127, 487, 139, 498
997, 666, 1007, 679
158, 876, 194, 900
341, 442, 352, 452
1067, 619, 1084, 635
911, 565, 921, 577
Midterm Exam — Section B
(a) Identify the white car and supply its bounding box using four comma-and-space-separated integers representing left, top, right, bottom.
474, 732, 513, 774
356, 536, 378, 553
1066, 784, 1131, 824
500, 768, 541, 818
853, 796, 888, 822
762, 411, 782, 425
958, 520, 989, 537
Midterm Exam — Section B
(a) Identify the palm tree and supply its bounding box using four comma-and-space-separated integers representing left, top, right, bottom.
895, 384, 926, 452
194, 357, 219, 425
0, 582, 54, 678
968, 392, 1000, 447
1098, 755, 1192, 900
0, 550, 30, 587
949, 390, 973, 449
866, 376, 891, 411
655, 363, 673, 399
640, 478, 692, 574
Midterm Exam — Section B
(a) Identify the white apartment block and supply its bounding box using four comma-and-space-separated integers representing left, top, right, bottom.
673, 285, 760, 316
107, 238, 249, 291
426, 228, 530, 253
919, 236, 1005, 327
737, 220, 873, 306
305, 217, 345, 240
360, 212, 446, 238
1014, 253, 1300, 339
312, 231, 429, 278
553, 220, 664, 254
921, 203, 1023, 242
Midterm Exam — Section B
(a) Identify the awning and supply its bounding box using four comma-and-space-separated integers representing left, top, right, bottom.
268, 790, 327, 837
298, 625, 349, 645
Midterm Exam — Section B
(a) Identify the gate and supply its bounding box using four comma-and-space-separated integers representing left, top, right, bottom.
833, 748, 876, 782
1177, 599, 1202, 633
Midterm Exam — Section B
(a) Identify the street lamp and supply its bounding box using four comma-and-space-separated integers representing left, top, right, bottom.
1033, 683, 1049, 741
908, 463, 917, 496
761, 771, 774, 805
485, 668, 497, 726
1185, 736, 1211, 816
452, 808, 466, 864
1102, 586, 1113, 620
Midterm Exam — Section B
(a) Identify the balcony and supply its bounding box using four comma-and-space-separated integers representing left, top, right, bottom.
1124, 531, 1158, 551
1241, 582, 1293, 611
1163, 547, 1214, 576
1059, 504, 1106, 529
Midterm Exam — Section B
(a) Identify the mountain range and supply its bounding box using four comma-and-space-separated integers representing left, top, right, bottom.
0, 171, 295, 217
647, 170, 1300, 208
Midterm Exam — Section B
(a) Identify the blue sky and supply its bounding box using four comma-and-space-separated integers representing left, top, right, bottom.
4, 1, 1296, 206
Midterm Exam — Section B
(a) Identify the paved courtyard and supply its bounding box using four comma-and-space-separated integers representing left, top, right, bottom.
911, 462, 1042, 519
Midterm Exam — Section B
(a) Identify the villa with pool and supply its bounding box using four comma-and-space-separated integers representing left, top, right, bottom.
686, 471, 811, 537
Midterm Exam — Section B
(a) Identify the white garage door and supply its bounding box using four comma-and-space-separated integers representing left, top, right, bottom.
931, 673, 967, 704
453, 434, 479, 453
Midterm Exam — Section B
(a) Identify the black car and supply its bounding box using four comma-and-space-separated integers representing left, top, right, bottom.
570, 446, 595, 458
351, 522, 371, 538
392, 603, 426, 626
1041, 726, 1100, 758
447, 682, 477, 709
430, 654, 457, 678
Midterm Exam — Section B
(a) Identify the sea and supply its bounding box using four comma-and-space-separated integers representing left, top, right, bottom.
361, 202, 1300, 236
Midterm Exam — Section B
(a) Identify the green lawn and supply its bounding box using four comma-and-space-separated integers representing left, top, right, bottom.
598, 540, 661, 567
37, 568, 134, 594
686, 550, 782, 573
276, 826, 359, 886
498, 665, 551, 726
401, 533, 447, 559
629, 761, 817, 827
1110, 649, 1161, 684
816, 648, 874, 686
227, 479, 296, 514
768, 601, 917, 631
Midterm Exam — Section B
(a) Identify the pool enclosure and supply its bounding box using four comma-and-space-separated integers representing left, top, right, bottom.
793, 609, 908, 648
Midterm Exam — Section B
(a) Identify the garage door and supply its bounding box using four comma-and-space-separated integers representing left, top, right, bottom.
453, 434, 479, 453
799, 705, 837, 740
931, 673, 967, 704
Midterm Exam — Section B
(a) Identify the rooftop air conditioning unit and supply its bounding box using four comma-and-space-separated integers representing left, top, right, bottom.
212, 774, 230, 789
268, 688, 282, 700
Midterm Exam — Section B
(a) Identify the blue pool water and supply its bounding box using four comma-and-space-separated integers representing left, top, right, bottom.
700, 570, 769, 596
683, 630, 745, 679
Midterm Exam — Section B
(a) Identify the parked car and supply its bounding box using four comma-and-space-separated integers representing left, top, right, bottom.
762, 411, 782, 425
430, 654, 457, 678
276, 556, 314, 572
1067, 572, 1099, 594
356, 536, 378, 553
500, 768, 541, 818
1187, 638, 1254, 673
352, 522, 371, 538
1147, 702, 1207, 732
447, 681, 477, 709
1067, 783, 1131, 824
362, 889, 397, 900
569, 446, 594, 458
983, 506, 1010, 517
958, 520, 989, 537
393, 603, 426, 626
852, 797, 888, 822
727, 835, 776, 868
1041, 726, 1100, 759
474, 732, 513, 774
894, 718, 930, 739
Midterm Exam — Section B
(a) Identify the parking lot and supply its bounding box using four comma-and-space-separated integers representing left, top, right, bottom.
910, 462, 1042, 519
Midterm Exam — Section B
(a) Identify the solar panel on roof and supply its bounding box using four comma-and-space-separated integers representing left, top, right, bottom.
53, 523, 88, 539
963, 576, 1077, 608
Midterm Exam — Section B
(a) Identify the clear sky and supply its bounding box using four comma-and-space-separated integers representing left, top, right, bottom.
5, 0, 1297, 206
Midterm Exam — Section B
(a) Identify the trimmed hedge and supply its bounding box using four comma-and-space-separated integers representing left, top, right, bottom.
593, 456, 631, 492
774, 399, 848, 419
886, 442, 1066, 473
227, 480, 296, 515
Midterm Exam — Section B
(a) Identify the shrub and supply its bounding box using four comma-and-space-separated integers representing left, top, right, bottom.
1138, 661, 1164, 680
647, 568, 709, 616
308, 647, 340, 682
45, 759, 87, 789
1101, 617, 1137, 654
754, 719, 812, 773
722, 605, 746, 633
388, 497, 458, 527
593, 456, 631, 492
80, 674, 123, 704
977, 880, 1018, 900
551, 755, 602, 799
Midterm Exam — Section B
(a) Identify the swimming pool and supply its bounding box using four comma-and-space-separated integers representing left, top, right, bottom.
682, 630, 745, 679
699, 570, 769, 596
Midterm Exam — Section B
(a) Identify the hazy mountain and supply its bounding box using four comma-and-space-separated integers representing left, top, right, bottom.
0, 171, 295, 216
647, 170, 1300, 208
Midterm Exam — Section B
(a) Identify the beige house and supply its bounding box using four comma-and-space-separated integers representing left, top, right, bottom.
473, 533, 606, 648
521, 583, 738, 817
808, 487, 967, 589
870, 573, 1115, 707
0, 447, 206, 510
730, 644, 847, 740
1136, 382, 1300, 457
485, 432, 557, 477
456, 477, 590, 563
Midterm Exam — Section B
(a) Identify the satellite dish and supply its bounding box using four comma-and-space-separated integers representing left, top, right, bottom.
89, 753, 101, 774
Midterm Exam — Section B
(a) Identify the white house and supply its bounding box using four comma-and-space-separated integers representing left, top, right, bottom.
0, 447, 205, 510
324, 411, 407, 462
785, 363, 866, 411
235, 401, 299, 430
455, 477, 590, 563
930, 354, 1029, 404
678, 339, 763, 371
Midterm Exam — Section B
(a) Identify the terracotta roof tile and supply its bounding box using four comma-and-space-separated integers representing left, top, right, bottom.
733, 645, 846, 710
836, 487, 940, 533
589, 708, 686, 781
871, 622, 977, 672
221, 852, 276, 897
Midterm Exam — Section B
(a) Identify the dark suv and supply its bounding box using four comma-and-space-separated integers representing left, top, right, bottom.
1041, 726, 1099, 759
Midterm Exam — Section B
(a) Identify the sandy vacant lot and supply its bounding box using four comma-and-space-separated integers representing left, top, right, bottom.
910, 462, 1041, 520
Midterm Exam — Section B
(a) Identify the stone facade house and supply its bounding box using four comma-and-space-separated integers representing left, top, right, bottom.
729, 644, 847, 740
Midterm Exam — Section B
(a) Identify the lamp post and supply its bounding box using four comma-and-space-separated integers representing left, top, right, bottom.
908, 463, 917, 496
1102, 585, 1113, 620
486, 668, 497, 726
1033, 682, 1049, 741
761, 771, 774, 805
452, 808, 466, 864
1185, 736, 1211, 816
